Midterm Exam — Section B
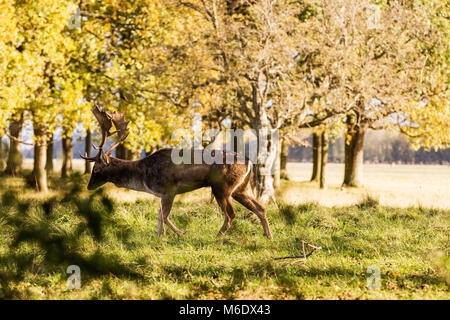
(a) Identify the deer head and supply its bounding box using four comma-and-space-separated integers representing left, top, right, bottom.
80, 107, 130, 189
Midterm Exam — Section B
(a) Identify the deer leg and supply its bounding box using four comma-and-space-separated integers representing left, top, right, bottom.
213, 190, 235, 237
160, 195, 182, 236
209, 192, 215, 204
232, 191, 272, 239
157, 207, 165, 236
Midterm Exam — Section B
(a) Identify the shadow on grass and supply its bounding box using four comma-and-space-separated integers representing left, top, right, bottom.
0, 173, 143, 299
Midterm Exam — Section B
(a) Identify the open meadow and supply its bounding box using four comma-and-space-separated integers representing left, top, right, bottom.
284, 162, 450, 209
0, 161, 448, 299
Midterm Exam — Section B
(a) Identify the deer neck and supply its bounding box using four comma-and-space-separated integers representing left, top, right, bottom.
106, 158, 147, 192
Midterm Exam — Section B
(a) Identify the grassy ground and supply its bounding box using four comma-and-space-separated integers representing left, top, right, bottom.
0, 169, 448, 300
284, 162, 450, 209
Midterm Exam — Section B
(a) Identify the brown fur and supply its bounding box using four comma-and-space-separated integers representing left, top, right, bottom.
87, 148, 272, 238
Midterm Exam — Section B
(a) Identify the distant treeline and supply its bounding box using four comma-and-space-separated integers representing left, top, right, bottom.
2, 129, 448, 165
289, 130, 450, 165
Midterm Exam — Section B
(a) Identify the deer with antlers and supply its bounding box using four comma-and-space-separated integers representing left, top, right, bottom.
80, 107, 272, 239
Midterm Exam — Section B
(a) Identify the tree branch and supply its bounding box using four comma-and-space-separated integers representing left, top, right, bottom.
6, 133, 34, 146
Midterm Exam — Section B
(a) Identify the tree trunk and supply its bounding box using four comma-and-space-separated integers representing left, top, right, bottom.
61, 133, 73, 178
343, 123, 367, 187
254, 125, 278, 204
328, 140, 334, 163
248, 84, 277, 204
310, 131, 322, 181
255, 159, 276, 204
320, 130, 329, 189
273, 140, 281, 190
115, 145, 140, 160
0, 136, 5, 170
115, 144, 127, 159
84, 130, 92, 174
46, 134, 54, 173
32, 124, 48, 193
5, 113, 24, 176
280, 138, 289, 180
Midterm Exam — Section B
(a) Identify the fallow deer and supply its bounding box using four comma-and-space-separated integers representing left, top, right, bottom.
80, 107, 272, 239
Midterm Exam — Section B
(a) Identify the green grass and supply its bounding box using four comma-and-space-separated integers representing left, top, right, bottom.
0, 173, 449, 299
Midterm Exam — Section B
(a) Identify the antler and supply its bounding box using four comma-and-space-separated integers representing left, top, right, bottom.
104, 111, 130, 155
79, 107, 129, 161
92, 106, 113, 150
79, 152, 97, 161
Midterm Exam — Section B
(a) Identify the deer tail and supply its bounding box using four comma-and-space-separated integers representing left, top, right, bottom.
247, 160, 257, 197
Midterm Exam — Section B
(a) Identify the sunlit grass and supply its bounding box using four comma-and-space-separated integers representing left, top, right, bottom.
0, 172, 448, 300
282, 163, 450, 209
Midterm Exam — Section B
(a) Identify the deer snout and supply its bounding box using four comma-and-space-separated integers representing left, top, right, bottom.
87, 176, 106, 190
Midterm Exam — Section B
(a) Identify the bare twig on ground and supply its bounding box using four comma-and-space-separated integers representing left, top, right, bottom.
274, 240, 322, 264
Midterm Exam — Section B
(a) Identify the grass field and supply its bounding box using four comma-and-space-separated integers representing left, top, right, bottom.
0, 162, 449, 299
284, 163, 450, 209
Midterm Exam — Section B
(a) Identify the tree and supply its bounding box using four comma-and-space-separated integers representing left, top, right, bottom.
301, 0, 449, 187
46, 134, 54, 173
279, 138, 289, 180
398, 0, 450, 150
310, 130, 322, 182
32, 123, 48, 192
75, 0, 182, 159
11, 0, 81, 191
178, 0, 341, 202
84, 129, 92, 174
319, 130, 328, 189
0, 137, 6, 170
0, 1, 26, 176
5, 113, 24, 176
